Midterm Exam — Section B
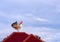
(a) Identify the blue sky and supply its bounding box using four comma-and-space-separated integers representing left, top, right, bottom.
0, 0, 60, 42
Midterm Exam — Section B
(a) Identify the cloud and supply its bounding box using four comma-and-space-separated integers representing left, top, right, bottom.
0, 0, 56, 5
35, 17, 49, 22
0, 12, 49, 23
24, 13, 33, 17
0, 0, 59, 23
23, 13, 49, 22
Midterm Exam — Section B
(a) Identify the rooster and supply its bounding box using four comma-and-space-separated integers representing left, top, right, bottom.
11, 21, 23, 32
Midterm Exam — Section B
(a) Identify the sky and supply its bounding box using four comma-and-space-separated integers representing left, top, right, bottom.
0, 0, 60, 42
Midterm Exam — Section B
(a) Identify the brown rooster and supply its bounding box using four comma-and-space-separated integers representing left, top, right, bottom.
11, 21, 23, 32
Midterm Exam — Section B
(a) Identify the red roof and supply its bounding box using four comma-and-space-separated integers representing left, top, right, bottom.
3, 32, 29, 42
23, 34, 44, 42
3, 32, 44, 42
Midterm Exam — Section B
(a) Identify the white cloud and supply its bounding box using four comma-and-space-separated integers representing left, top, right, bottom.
35, 17, 49, 22
0, 12, 49, 23
24, 13, 33, 17
7, 0, 56, 3
0, 0, 57, 6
